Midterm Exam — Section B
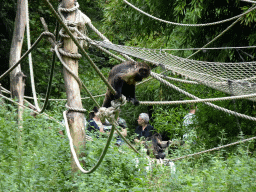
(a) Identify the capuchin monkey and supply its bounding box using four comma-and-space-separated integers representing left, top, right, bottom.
102, 61, 151, 108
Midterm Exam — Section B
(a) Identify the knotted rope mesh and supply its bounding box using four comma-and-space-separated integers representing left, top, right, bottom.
89, 40, 256, 100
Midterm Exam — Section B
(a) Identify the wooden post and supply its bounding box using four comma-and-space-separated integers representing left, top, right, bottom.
61, 0, 85, 172
9, 0, 26, 126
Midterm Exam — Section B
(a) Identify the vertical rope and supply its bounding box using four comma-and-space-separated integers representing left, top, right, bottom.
25, 0, 38, 109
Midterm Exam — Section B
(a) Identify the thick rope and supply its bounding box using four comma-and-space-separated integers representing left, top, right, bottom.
21, 93, 105, 101
25, 0, 37, 109
59, 26, 126, 63
58, 1, 80, 13
0, 93, 64, 129
63, 101, 120, 174
169, 135, 256, 162
0, 86, 11, 94
86, 36, 126, 62
58, 47, 82, 59
123, 0, 256, 27
187, 4, 256, 58
162, 45, 256, 51
0, 84, 104, 101
54, 45, 100, 108
150, 72, 256, 121
0, 32, 55, 81
44, 0, 116, 95
187, 17, 241, 59
140, 93, 256, 105
86, 22, 134, 62
25, 0, 57, 114
157, 73, 199, 85
63, 110, 115, 174
241, 0, 256, 4
65, 103, 87, 113
52, 3, 140, 159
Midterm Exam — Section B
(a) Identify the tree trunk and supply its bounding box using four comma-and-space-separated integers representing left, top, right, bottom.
62, 0, 85, 172
9, 0, 26, 127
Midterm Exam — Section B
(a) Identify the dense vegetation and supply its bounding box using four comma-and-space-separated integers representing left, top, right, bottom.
1, 0, 256, 191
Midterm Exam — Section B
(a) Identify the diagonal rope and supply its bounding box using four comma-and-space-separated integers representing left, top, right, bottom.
25, 0, 36, 109
87, 22, 133, 62
44, 1, 142, 174
187, 17, 241, 58
123, 0, 256, 27
0, 32, 55, 81
64, 110, 120, 174
157, 73, 199, 85
162, 45, 256, 51
150, 72, 256, 121
44, 0, 116, 95
54, 45, 100, 108
140, 93, 256, 105
241, 0, 256, 4
169, 135, 256, 162
187, 4, 256, 58
0, 93, 64, 129
89, 39, 256, 100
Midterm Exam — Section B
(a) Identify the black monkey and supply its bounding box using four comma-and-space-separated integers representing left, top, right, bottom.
146, 133, 169, 159
102, 61, 151, 108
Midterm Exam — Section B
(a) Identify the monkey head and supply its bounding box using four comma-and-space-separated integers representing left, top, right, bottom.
134, 62, 151, 82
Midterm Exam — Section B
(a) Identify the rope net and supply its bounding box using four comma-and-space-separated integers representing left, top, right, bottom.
89, 40, 256, 100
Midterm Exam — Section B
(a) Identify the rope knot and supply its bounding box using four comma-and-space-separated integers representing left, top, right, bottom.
97, 95, 126, 124
111, 95, 127, 108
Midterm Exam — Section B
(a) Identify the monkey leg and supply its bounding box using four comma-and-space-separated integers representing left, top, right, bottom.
113, 76, 124, 99
122, 83, 139, 105
130, 98, 140, 106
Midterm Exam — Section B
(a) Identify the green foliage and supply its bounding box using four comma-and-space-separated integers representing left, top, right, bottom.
1, 0, 256, 190
1, 101, 256, 191
68, 137, 150, 191
147, 148, 256, 191
0, 103, 71, 191
152, 106, 187, 140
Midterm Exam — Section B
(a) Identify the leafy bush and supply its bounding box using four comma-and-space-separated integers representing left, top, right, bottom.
152, 106, 187, 140
0, 103, 71, 191
1, 102, 256, 191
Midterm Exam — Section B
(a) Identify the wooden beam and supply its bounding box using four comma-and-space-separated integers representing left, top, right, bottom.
61, 0, 86, 172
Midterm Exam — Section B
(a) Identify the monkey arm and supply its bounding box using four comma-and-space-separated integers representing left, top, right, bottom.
128, 84, 139, 106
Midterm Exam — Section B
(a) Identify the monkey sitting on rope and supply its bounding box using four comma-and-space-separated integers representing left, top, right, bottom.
102, 61, 151, 108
